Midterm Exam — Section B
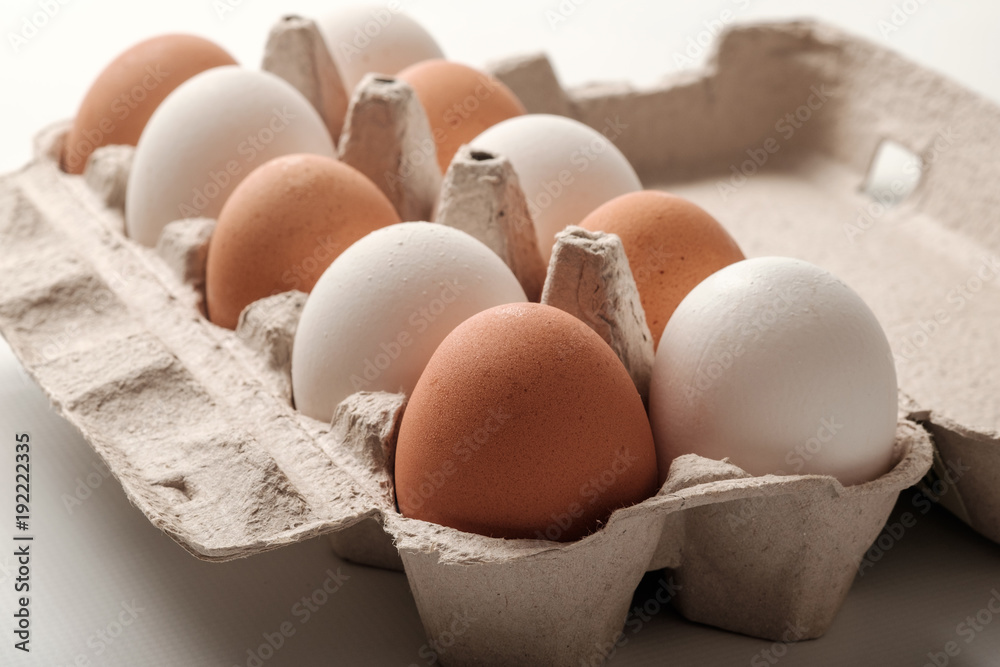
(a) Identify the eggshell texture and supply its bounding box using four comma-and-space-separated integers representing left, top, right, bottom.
292, 222, 527, 422
649, 257, 898, 487
204, 154, 400, 330
319, 6, 443, 94
470, 114, 642, 262
125, 66, 336, 248
397, 60, 526, 173
579, 191, 745, 347
395, 302, 658, 542
62, 34, 237, 175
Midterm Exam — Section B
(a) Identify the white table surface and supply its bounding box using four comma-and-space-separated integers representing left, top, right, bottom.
2, 1, 1000, 665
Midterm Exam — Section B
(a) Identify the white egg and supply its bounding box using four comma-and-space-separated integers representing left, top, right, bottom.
125, 66, 335, 247
469, 114, 641, 262
319, 5, 444, 95
648, 257, 898, 487
292, 221, 527, 423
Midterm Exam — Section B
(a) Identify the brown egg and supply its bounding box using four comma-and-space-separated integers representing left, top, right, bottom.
397, 60, 526, 173
205, 154, 401, 330
395, 302, 658, 542
580, 191, 745, 347
62, 34, 237, 174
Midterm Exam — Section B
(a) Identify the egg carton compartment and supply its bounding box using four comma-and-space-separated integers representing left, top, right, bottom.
487, 20, 1000, 547
0, 16, 995, 666
383, 409, 931, 665
308, 363, 929, 664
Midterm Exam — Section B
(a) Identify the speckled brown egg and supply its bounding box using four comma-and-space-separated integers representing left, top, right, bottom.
397, 60, 526, 173
205, 154, 401, 330
579, 191, 745, 348
62, 34, 237, 174
394, 302, 658, 542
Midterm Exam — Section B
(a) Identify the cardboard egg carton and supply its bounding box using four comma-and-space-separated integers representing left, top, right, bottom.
0, 16, 996, 666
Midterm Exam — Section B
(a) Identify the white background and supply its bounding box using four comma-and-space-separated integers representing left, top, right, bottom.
3, 0, 1000, 173
2, 1, 1000, 666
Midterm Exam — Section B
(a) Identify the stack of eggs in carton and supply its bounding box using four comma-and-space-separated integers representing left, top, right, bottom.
15, 5, 1000, 665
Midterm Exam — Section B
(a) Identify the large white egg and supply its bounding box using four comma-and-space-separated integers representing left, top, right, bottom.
649, 257, 898, 487
469, 114, 641, 262
292, 222, 527, 422
319, 5, 444, 94
125, 66, 335, 247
